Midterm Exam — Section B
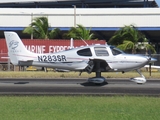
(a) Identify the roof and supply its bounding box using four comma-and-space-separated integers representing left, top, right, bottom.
0, 0, 157, 8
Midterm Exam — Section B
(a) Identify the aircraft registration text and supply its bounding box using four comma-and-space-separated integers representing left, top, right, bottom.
38, 55, 66, 62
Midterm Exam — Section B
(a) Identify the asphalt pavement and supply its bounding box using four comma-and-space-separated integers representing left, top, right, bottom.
0, 78, 159, 96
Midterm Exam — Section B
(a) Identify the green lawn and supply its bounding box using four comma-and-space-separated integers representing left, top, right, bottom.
0, 96, 159, 120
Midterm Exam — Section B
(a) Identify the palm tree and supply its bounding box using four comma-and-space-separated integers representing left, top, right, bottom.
108, 25, 156, 54
23, 16, 61, 39
64, 24, 95, 40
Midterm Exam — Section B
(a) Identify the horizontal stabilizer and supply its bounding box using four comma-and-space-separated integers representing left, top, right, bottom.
18, 61, 33, 66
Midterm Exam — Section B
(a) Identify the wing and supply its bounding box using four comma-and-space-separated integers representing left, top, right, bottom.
85, 59, 112, 73
144, 65, 160, 69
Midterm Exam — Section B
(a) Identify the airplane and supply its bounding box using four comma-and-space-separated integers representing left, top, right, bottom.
144, 65, 160, 69
4, 31, 156, 84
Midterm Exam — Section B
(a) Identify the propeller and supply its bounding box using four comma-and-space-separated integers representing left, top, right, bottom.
147, 55, 157, 76
148, 46, 152, 76
145, 41, 157, 76
149, 62, 151, 76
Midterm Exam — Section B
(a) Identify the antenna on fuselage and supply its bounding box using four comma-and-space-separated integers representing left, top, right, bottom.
70, 38, 74, 49
80, 37, 89, 46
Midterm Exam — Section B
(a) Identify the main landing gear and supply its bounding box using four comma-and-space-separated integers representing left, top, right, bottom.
87, 61, 106, 84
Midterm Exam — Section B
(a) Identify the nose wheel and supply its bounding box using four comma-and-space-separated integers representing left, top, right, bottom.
130, 69, 146, 84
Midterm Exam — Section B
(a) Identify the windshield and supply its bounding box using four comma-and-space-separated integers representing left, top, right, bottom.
110, 46, 125, 55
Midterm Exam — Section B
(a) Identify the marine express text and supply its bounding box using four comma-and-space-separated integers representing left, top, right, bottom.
38, 55, 67, 62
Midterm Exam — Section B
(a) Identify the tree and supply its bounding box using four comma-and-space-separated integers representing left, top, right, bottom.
64, 24, 95, 40
108, 25, 156, 54
23, 16, 61, 39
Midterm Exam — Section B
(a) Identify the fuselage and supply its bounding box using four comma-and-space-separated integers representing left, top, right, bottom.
22, 44, 150, 72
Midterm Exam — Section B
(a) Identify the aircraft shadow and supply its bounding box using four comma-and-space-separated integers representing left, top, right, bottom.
81, 82, 108, 87
14, 82, 29, 84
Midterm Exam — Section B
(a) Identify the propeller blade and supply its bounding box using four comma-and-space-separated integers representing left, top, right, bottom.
148, 56, 157, 76
149, 62, 151, 76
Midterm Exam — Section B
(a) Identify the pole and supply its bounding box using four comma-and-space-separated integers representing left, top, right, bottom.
72, 5, 76, 27
31, 13, 33, 39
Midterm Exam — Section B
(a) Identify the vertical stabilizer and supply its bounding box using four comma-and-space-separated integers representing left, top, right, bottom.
4, 31, 36, 65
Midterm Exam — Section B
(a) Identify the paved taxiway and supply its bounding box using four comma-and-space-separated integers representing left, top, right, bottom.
0, 78, 159, 96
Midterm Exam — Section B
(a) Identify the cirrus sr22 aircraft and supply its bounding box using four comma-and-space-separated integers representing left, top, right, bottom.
4, 31, 156, 84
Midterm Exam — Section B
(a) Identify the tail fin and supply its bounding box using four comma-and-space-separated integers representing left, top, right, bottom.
4, 31, 36, 65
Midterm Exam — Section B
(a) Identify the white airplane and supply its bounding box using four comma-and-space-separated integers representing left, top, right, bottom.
144, 65, 160, 69
4, 31, 156, 84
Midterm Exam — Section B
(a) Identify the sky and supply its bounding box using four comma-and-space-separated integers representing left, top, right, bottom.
155, 0, 160, 7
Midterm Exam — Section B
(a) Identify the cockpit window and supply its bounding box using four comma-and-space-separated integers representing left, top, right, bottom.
77, 48, 92, 56
94, 47, 109, 56
110, 46, 124, 55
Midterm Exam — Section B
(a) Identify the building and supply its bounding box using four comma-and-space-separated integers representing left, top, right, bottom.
0, 0, 158, 8
0, 0, 160, 53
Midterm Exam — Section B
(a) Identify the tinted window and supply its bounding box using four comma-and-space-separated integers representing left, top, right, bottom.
94, 47, 109, 56
77, 48, 92, 56
110, 46, 124, 55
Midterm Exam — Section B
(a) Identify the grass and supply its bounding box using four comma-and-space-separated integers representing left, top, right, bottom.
0, 71, 160, 79
0, 71, 159, 120
0, 96, 159, 120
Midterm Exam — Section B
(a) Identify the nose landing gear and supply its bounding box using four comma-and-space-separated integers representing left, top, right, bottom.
130, 69, 146, 84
